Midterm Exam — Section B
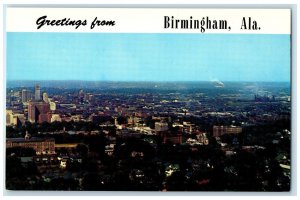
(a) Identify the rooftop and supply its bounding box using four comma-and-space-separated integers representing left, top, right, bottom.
7, 137, 54, 143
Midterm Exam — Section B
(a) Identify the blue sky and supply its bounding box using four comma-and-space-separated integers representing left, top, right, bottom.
6, 33, 290, 82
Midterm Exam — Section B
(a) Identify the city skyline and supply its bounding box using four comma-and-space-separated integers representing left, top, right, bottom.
7, 33, 290, 82
6, 80, 291, 191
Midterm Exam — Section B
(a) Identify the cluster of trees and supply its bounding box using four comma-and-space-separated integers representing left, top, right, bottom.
6, 120, 116, 141
6, 152, 38, 190
7, 121, 103, 137
5, 118, 290, 191
6, 137, 289, 191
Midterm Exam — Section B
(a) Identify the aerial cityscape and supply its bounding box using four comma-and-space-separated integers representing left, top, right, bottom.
6, 33, 291, 191
6, 81, 291, 191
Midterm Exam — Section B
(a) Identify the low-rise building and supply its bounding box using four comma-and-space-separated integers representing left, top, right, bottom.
213, 125, 242, 137
6, 133, 55, 155
155, 122, 169, 132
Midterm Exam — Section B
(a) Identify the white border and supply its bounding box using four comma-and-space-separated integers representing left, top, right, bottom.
6, 8, 291, 34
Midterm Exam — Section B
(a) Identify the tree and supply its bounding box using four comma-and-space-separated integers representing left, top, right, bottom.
82, 173, 102, 191
144, 116, 155, 129
166, 171, 186, 191
117, 116, 127, 125
6, 147, 36, 157
6, 156, 23, 179
76, 144, 88, 157
84, 134, 106, 156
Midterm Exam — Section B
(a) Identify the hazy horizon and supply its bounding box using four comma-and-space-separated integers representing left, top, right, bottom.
6, 79, 291, 83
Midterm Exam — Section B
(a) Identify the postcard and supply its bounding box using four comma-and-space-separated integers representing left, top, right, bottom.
5, 7, 291, 192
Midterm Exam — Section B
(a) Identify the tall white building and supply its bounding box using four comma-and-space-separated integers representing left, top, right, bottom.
43, 92, 49, 103
21, 89, 30, 103
35, 84, 41, 101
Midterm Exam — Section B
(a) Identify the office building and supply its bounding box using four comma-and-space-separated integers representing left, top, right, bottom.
155, 122, 169, 132
213, 125, 242, 137
28, 101, 50, 123
6, 110, 25, 127
43, 92, 49, 103
6, 110, 13, 125
6, 133, 55, 155
158, 132, 183, 144
49, 102, 56, 111
35, 84, 41, 101
21, 89, 30, 103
